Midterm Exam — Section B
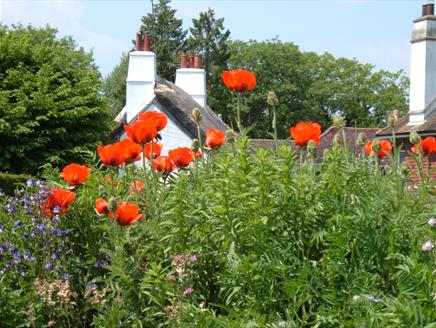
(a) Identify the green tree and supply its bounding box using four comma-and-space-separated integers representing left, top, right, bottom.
102, 53, 128, 118
140, 0, 187, 81
0, 25, 112, 175
226, 39, 409, 138
188, 8, 231, 117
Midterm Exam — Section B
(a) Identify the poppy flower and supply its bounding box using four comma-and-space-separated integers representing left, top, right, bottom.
143, 141, 163, 160
152, 156, 176, 172
114, 201, 144, 225
289, 122, 321, 147
95, 198, 109, 215
411, 136, 436, 156
364, 140, 392, 158
206, 129, 226, 149
61, 163, 91, 186
222, 69, 256, 93
42, 188, 75, 217
129, 180, 145, 195
168, 147, 195, 168
119, 138, 142, 163
124, 119, 157, 145
97, 143, 126, 167
138, 111, 168, 132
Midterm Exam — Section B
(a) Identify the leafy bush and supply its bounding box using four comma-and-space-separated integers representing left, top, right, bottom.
0, 136, 434, 327
0, 172, 31, 195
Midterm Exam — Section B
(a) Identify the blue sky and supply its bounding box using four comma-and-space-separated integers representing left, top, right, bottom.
0, 0, 428, 78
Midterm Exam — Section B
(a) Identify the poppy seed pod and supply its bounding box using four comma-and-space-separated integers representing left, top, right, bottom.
267, 91, 278, 107
410, 131, 421, 145
98, 185, 106, 195
191, 139, 200, 152
356, 133, 366, 146
387, 112, 397, 128
192, 107, 202, 124
371, 139, 381, 153
332, 114, 345, 129
108, 197, 117, 212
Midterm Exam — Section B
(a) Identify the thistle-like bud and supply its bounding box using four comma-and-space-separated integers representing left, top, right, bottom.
225, 130, 235, 143
371, 138, 381, 153
191, 139, 200, 152
332, 114, 345, 129
108, 197, 117, 212
356, 133, 366, 146
409, 131, 421, 145
306, 139, 317, 159
267, 91, 279, 107
400, 161, 410, 176
387, 111, 398, 128
98, 185, 106, 195
192, 107, 202, 124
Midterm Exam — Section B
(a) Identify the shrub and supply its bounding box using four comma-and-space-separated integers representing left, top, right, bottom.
0, 172, 31, 195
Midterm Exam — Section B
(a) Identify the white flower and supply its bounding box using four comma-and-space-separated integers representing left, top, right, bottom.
428, 217, 436, 227
421, 240, 433, 252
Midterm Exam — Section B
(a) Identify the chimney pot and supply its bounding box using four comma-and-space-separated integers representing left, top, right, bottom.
180, 52, 188, 68
143, 33, 151, 51
135, 32, 143, 51
194, 54, 203, 69
427, 3, 434, 15
188, 53, 194, 68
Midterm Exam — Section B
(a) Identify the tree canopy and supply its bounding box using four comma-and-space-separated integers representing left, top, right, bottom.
0, 24, 112, 175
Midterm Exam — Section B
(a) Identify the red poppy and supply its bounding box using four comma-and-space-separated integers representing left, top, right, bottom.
129, 180, 145, 195
60, 163, 91, 186
124, 119, 157, 145
138, 111, 168, 132
222, 69, 256, 93
206, 129, 226, 149
42, 188, 75, 217
119, 138, 142, 163
95, 198, 109, 215
411, 136, 436, 156
289, 122, 321, 147
115, 201, 144, 225
168, 147, 195, 168
97, 143, 126, 167
364, 140, 392, 158
143, 141, 163, 160
152, 156, 176, 172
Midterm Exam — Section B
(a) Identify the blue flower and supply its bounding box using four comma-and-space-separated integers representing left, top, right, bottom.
11, 247, 20, 259
37, 224, 46, 233
63, 273, 71, 281
26, 179, 36, 187
0, 225, 4, 233
51, 252, 59, 261
93, 260, 109, 268
44, 262, 53, 270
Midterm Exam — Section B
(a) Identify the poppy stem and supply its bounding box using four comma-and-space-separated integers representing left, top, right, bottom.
272, 104, 278, 149
236, 93, 243, 134
196, 123, 203, 156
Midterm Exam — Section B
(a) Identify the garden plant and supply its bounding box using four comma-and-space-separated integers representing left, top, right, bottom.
0, 69, 435, 328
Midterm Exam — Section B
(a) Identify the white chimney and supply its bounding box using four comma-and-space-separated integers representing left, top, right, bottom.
409, 3, 436, 125
124, 32, 156, 122
175, 53, 207, 108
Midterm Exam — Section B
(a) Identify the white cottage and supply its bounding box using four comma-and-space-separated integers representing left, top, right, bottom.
114, 32, 228, 154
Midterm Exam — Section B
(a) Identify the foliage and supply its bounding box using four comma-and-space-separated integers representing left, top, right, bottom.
0, 130, 434, 326
226, 40, 409, 138
0, 172, 31, 195
188, 8, 231, 118
102, 53, 129, 118
0, 24, 112, 175
140, 0, 187, 81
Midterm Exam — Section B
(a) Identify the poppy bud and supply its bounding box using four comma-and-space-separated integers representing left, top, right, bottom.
400, 161, 410, 176
371, 139, 381, 153
192, 107, 202, 124
409, 131, 421, 145
356, 133, 366, 146
267, 91, 278, 107
387, 112, 397, 128
191, 139, 200, 152
108, 197, 117, 212
306, 140, 317, 158
225, 130, 235, 143
98, 185, 106, 195
332, 114, 345, 129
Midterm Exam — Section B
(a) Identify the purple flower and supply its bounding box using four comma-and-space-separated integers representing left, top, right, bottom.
37, 224, 46, 233
26, 179, 36, 187
0, 268, 6, 275
24, 209, 32, 215
421, 240, 433, 252
53, 206, 61, 214
183, 287, 194, 296
93, 260, 109, 268
51, 252, 59, 261
19, 270, 28, 276
13, 221, 23, 231
11, 247, 20, 259
0, 225, 4, 233
189, 255, 198, 263
0, 188, 4, 196
23, 232, 30, 240
44, 262, 53, 270
86, 281, 97, 290
23, 249, 31, 260
63, 273, 71, 281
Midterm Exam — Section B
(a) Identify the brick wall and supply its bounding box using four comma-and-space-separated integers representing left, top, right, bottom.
399, 139, 436, 183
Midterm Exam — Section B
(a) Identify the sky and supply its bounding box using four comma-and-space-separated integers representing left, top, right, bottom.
0, 0, 430, 78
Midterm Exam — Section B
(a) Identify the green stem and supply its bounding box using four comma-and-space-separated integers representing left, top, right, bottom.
196, 123, 204, 155
236, 93, 243, 133
272, 105, 278, 149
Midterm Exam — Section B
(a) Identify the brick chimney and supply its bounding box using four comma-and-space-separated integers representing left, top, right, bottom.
175, 52, 207, 108
409, 2, 436, 125
124, 32, 156, 122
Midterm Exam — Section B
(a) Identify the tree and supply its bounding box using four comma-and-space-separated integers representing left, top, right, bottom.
226, 39, 409, 138
140, 0, 187, 81
0, 25, 112, 175
102, 53, 128, 118
188, 8, 231, 120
